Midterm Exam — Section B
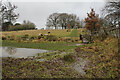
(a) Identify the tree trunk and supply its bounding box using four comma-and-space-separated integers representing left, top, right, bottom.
65, 26, 66, 29
62, 26, 64, 29
55, 26, 57, 29
118, 22, 120, 40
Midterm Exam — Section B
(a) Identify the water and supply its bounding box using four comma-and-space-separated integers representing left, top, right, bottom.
68, 43, 85, 46
0, 47, 48, 58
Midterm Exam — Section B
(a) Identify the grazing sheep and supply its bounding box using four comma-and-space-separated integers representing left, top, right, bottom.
44, 34, 48, 36
48, 32, 50, 34
39, 33, 42, 35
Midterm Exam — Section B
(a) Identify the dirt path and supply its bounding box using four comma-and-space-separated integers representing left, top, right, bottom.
72, 58, 88, 76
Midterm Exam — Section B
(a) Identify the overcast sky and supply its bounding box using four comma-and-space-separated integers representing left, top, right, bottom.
3, 0, 106, 29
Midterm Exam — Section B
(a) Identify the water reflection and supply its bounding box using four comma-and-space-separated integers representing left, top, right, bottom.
5, 47, 17, 55
1, 47, 48, 58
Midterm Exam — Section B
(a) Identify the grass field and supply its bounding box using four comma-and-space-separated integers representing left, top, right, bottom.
1, 28, 85, 37
67, 29, 79, 37
2, 40, 79, 50
1, 28, 85, 51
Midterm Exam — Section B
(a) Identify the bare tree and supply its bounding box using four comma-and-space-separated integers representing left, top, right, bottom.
102, 0, 120, 38
0, 1, 19, 31
79, 19, 85, 28
58, 13, 68, 29
46, 13, 60, 29
46, 13, 80, 29
59, 13, 80, 29
0, 1, 2, 30
67, 14, 80, 29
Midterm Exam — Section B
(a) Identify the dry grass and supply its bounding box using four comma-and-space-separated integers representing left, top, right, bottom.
1, 28, 85, 37
2, 29, 70, 37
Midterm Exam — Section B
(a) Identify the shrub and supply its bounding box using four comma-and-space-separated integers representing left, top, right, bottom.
92, 32, 107, 42
98, 33, 107, 41
9, 35, 15, 40
8, 20, 37, 31
57, 37, 62, 41
2, 36, 7, 40
24, 34, 29, 37
29, 36, 36, 40
16, 36, 21, 42
46, 35, 57, 41
21, 34, 29, 40
83, 31, 107, 43
83, 34, 92, 43
7, 36, 11, 39
63, 53, 74, 62
65, 38, 71, 42
7, 36, 14, 40
38, 34, 44, 39
71, 37, 79, 42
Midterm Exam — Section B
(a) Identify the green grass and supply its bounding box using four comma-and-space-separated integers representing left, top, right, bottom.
2, 40, 78, 50
67, 29, 79, 37
2, 28, 86, 38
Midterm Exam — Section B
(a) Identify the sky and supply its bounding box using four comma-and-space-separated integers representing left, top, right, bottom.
2, 0, 106, 29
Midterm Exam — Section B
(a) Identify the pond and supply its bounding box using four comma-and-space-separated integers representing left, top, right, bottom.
68, 43, 85, 46
0, 47, 48, 58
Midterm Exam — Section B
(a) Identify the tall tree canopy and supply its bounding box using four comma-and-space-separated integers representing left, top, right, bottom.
103, 0, 120, 24
0, 1, 19, 31
102, 0, 120, 38
46, 13, 59, 29
85, 8, 100, 35
46, 13, 80, 29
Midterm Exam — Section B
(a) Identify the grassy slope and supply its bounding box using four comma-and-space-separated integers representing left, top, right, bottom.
2, 57, 81, 78
67, 29, 79, 37
76, 37, 119, 78
2, 48, 81, 78
2, 29, 71, 37
2, 28, 85, 37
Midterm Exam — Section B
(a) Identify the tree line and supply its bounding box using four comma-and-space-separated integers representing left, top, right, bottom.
46, 13, 82, 29
0, 1, 36, 31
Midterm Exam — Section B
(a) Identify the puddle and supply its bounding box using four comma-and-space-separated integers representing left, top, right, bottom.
69, 43, 85, 46
1, 47, 48, 58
